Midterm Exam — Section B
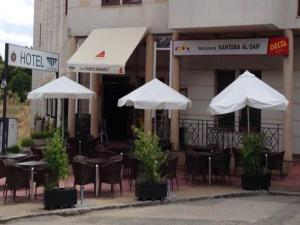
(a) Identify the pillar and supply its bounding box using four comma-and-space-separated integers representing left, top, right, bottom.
90, 74, 101, 138
144, 33, 154, 133
66, 37, 77, 138
170, 32, 180, 150
283, 29, 294, 161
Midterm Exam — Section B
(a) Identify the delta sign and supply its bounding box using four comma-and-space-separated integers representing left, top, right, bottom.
7, 44, 59, 72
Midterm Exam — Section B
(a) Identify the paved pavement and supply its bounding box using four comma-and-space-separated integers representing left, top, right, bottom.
6, 195, 300, 225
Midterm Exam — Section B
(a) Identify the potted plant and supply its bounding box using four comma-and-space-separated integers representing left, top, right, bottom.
30, 130, 51, 146
43, 129, 77, 209
20, 137, 34, 153
133, 127, 167, 201
241, 133, 271, 190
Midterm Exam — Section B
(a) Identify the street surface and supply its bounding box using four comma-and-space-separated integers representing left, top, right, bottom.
7, 195, 300, 225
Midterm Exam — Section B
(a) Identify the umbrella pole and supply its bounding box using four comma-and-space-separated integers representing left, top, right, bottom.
62, 99, 64, 140
154, 110, 157, 134
247, 106, 250, 133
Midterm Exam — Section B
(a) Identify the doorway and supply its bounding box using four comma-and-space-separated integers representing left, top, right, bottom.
102, 76, 134, 141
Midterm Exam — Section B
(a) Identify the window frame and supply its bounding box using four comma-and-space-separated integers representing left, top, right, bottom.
123, 0, 142, 5
102, 0, 121, 6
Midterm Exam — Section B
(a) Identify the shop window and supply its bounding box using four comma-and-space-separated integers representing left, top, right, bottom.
123, 0, 142, 4
102, 0, 120, 6
216, 70, 236, 131
239, 70, 261, 132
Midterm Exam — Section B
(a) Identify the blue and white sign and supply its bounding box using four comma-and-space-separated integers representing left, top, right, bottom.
7, 43, 59, 72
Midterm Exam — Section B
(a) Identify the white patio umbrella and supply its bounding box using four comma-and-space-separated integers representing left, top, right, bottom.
208, 70, 288, 132
28, 76, 95, 138
118, 78, 192, 132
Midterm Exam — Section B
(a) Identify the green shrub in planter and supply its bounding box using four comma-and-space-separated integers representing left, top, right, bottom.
241, 133, 270, 190
43, 129, 76, 209
20, 138, 34, 148
133, 127, 167, 200
43, 129, 69, 190
7, 145, 21, 153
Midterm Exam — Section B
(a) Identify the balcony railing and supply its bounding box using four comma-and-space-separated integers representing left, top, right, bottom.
179, 119, 282, 152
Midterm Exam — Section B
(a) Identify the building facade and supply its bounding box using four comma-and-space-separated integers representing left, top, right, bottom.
32, 0, 300, 160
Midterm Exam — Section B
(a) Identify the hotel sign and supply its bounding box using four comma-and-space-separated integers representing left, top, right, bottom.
173, 37, 288, 56
7, 44, 59, 72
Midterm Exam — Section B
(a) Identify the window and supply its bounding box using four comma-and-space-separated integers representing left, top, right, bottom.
239, 70, 261, 132
65, 0, 68, 15
216, 70, 236, 131
101, 0, 141, 6
123, 0, 142, 4
102, 0, 120, 6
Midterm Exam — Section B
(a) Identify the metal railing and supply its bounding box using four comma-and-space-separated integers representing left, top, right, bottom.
179, 119, 282, 151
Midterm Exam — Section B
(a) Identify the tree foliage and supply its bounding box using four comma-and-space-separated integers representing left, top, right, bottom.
0, 56, 32, 102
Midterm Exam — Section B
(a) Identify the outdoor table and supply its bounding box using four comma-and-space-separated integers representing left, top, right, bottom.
16, 160, 48, 200
194, 151, 219, 185
193, 146, 215, 153
0, 153, 28, 159
82, 158, 107, 197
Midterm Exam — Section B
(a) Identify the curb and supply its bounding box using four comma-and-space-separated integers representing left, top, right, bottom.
269, 190, 300, 197
0, 190, 269, 224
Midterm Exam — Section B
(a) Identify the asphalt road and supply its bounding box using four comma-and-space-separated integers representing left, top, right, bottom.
7, 194, 300, 225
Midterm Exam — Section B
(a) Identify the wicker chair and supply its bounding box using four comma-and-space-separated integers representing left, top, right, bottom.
185, 152, 208, 184
128, 156, 143, 190
34, 162, 51, 198
233, 148, 242, 175
3, 162, 30, 203
99, 158, 123, 197
31, 147, 44, 160
161, 155, 179, 190
0, 159, 6, 180
211, 151, 232, 184
72, 161, 95, 188
267, 151, 285, 178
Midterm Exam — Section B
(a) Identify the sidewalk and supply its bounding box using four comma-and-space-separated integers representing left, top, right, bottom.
0, 164, 299, 223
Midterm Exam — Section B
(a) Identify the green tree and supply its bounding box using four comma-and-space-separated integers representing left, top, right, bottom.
8, 69, 32, 102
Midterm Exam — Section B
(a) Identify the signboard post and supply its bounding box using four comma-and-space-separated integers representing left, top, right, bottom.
1, 43, 59, 153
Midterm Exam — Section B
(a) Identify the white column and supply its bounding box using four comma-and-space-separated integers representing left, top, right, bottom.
90, 74, 101, 138
283, 29, 294, 161
170, 32, 180, 150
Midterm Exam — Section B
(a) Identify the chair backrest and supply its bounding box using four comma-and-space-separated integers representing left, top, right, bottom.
268, 151, 285, 169
0, 159, 5, 178
163, 156, 178, 178
100, 159, 122, 183
5, 164, 29, 189
18, 154, 39, 162
96, 150, 118, 159
31, 147, 44, 160
72, 161, 94, 185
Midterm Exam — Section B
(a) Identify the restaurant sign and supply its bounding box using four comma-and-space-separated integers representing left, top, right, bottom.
173, 37, 288, 56
7, 44, 59, 72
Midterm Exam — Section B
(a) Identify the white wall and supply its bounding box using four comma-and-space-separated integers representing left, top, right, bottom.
169, 0, 300, 31
67, 0, 169, 36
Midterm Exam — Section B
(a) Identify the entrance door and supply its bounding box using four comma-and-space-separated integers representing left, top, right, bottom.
216, 70, 236, 130
102, 77, 133, 140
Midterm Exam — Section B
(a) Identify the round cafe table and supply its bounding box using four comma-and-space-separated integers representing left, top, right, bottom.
80, 158, 107, 197
15, 160, 48, 200
0, 153, 28, 160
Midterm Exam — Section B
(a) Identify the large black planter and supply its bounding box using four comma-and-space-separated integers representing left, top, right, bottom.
43, 188, 77, 210
241, 173, 271, 190
135, 182, 167, 201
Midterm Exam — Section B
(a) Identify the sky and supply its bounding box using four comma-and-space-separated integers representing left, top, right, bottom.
0, 0, 34, 59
